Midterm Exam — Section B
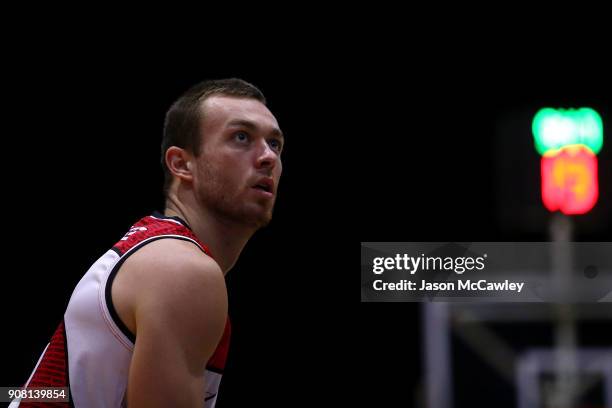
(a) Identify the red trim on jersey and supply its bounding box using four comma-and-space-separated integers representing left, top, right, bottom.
21, 321, 71, 407
113, 215, 212, 257
207, 319, 232, 373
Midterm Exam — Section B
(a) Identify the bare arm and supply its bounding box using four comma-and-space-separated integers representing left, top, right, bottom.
124, 240, 227, 407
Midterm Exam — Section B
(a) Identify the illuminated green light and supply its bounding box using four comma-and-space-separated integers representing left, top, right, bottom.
532, 107, 603, 155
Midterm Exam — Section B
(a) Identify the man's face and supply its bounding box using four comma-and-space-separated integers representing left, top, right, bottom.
193, 95, 284, 228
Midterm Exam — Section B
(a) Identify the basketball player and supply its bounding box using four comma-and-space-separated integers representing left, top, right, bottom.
10, 78, 284, 407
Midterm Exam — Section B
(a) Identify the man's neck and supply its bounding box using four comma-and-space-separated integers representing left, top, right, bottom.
163, 199, 253, 275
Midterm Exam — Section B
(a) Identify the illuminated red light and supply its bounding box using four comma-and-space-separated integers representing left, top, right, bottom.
541, 145, 598, 215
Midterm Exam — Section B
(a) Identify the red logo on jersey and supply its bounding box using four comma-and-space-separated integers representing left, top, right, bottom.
120, 227, 148, 241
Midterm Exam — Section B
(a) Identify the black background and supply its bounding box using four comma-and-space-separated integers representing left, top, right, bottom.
1, 44, 611, 407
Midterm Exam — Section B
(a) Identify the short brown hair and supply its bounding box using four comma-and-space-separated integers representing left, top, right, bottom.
161, 78, 266, 195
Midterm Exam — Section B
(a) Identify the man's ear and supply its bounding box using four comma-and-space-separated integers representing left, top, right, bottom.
165, 146, 194, 182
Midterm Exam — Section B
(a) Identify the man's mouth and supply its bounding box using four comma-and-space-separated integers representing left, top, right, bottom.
252, 178, 274, 194
253, 184, 272, 193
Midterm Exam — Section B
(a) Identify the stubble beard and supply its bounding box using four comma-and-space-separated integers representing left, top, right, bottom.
197, 162, 275, 230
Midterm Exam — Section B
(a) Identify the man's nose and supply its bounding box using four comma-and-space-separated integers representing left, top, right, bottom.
255, 141, 278, 170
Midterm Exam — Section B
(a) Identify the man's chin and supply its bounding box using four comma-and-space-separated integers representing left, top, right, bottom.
246, 210, 273, 229
207, 198, 275, 228
223, 205, 274, 229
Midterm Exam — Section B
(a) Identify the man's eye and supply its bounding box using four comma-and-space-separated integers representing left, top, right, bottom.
269, 139, 283, 151
235, 132, 249, 142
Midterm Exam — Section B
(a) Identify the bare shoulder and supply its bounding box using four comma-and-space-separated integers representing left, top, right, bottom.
113, 238, 227, 350
131, 238, 226, 314
125, 238, 223, 283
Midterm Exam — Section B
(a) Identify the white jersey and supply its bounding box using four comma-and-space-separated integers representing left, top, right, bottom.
10, 212, 231, 408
